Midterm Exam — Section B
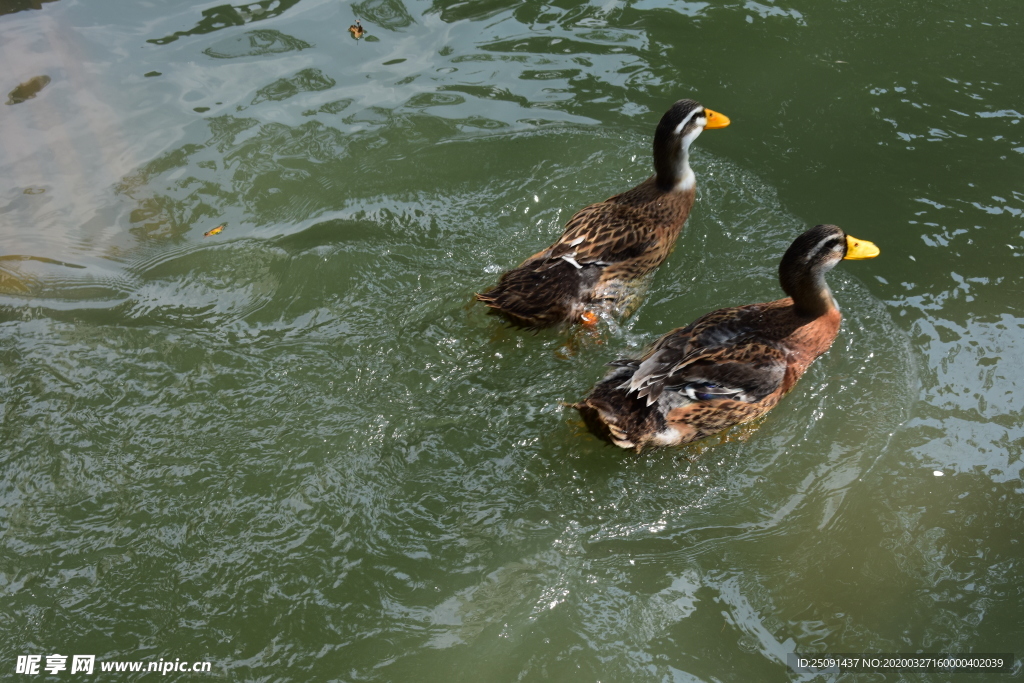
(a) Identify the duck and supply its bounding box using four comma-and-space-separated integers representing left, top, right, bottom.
476, 99, 730, 330
573, 224, 880, 451
349, 20, 365, 39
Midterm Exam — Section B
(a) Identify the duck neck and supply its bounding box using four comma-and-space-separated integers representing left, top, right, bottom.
653, 130, 698, 192
781, 266, 839, 318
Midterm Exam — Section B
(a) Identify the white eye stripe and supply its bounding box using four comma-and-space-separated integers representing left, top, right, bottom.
798, 239, 839, 264
804, 237, 844, 261
672, 108, 704, 136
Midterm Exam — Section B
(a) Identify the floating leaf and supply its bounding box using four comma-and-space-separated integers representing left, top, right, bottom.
6, 75, 51, 105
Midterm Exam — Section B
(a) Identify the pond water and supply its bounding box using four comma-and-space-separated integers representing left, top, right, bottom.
1, 0, 1022, 680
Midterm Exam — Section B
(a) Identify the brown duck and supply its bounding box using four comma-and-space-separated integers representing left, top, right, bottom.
574, 224, 880, 451
477, 99, 730, 330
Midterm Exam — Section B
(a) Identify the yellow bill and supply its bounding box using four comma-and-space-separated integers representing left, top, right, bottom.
844, 235, 880, 259
703, 108, 730, 129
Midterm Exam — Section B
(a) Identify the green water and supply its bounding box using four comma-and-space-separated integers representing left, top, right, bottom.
1, 0, 1022, 680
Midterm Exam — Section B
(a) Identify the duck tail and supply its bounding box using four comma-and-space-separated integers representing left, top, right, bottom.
574, 369, 660, 451
477, 260, 596, 330
574, 396, 636, 449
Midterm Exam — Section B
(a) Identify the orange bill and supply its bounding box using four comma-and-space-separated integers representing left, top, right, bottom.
704, 108, 730, 129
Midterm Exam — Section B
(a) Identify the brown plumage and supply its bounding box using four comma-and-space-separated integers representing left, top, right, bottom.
477, 99, 730, 330
574, 225, 880, 451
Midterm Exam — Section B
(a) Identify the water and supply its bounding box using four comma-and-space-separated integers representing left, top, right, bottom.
1, 0, 1022, 679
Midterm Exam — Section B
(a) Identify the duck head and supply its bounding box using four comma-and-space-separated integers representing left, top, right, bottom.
652, 99, 730, 191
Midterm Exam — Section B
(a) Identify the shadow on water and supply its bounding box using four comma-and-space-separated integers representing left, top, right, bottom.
203, 29, 311, 59
355, 0, 415, 30
147, 0, 303, 46
0, 0, 59, 19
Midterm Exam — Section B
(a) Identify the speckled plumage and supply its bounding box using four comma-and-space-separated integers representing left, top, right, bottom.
477, 99, 729, 330
574, 225, 880, 451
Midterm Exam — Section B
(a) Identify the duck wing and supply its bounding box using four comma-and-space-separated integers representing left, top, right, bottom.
661, 340, 787, 403
622, 321, 788, 407
545, 201, 657, 268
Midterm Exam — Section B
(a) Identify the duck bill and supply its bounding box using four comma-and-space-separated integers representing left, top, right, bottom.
844, 235, 880, 259
703, 108, 730, 129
